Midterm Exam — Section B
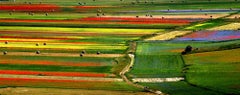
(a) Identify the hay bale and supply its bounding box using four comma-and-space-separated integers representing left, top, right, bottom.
43, 43, 47, 45
3, 51, 7, 55
96, 51, 101, 55
5, 41, 8, 44
36, 51, 40, 54
80, 54, 83, 57
81, 50, 86, 54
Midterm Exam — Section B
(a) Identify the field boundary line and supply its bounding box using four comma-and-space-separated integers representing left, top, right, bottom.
132, 77, 184, 83
0, 74, 123, 82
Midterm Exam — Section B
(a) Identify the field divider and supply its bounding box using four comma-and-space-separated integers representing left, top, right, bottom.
132, 77, 184, 83
0, 74, 123, 82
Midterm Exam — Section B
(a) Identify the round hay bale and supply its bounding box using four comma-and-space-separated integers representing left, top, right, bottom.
3, 51, 7, 55
80, 54, 83, 57
43, 43, 47, 45
36, 51, 40, 54
5, 41, 8, 44
96, 51, 101, 55
81, 50, 86, 54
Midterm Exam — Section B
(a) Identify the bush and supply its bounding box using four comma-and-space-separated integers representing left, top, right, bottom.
182, 45, 192, 55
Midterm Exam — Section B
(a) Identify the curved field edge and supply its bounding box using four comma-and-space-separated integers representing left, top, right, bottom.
127, 40, 240, 95
183, 48, 240, 94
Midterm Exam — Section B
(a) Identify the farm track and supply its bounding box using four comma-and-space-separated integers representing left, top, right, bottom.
2, 52, 124, 58
120, 54, 163, 95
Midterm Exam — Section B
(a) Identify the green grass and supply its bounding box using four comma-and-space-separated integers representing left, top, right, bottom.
183, 49, 240, 94
4, 0, 240, 9
185, 19, 232, 30
129, 40, 240, 94
0, 64, 112, 73
111, 56, 130, 76
0, 55, 115, 65
129, 54, 184, 78
137, 40, 240, 54
0, 12, 91, 20
0, 47, 125, 54
140, 81, 221, 95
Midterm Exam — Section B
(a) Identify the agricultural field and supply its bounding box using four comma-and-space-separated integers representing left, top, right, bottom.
128, 40, 240, 95
183, 48, 240, 94
175, 30, 240, 41
0, 0, 240, 95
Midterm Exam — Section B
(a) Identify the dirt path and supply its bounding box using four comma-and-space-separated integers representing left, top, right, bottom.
132, 77, 184, 83
3, 52, 124, 58
119, 54, 163, 95
0, 74, 123, 82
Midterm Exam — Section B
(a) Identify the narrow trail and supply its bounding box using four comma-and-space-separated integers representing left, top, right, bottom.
119, 54, 164, 95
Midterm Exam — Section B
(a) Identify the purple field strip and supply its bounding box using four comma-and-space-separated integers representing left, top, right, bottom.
175, 30, 240, 41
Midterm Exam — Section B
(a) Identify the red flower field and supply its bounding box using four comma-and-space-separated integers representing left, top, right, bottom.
0, 59, 104, 67
0, 4, 59, 12
0, 70, 108, 77
0, 16, 199, 25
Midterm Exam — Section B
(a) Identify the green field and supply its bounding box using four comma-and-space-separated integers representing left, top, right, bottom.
183, 48, 240, 94
128, 40, 240, 95
129, 54, 184, 78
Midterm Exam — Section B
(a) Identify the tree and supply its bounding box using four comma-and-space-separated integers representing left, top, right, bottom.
181, 45, 192, 55
185, 45, 192, 52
